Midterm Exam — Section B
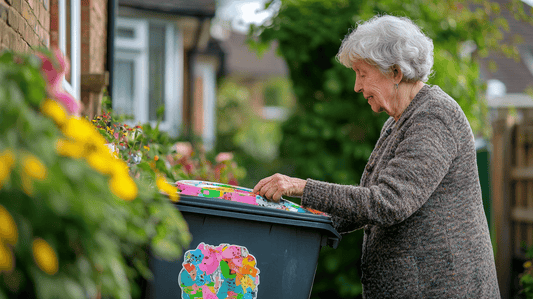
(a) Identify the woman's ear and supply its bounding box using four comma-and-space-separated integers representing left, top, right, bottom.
392, 65, 403, 84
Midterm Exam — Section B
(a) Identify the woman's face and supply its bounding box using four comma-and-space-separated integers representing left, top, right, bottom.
352, 60, 396, 116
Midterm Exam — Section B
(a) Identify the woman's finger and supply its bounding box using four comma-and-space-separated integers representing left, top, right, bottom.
272, 189, 284, 202
264, 185, 277, 201
253, 175, 273, 194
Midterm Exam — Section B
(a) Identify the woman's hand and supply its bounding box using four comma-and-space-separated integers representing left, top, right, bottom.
253, 173, 307, 203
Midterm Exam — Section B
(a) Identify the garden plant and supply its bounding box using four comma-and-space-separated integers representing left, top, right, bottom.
0, 48, 244, 299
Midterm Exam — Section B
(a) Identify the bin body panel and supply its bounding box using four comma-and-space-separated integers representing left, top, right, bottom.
147, 210, 322, 299
145, 195, 340, 299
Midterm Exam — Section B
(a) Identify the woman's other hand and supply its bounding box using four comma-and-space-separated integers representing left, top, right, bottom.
253, 173, 307, 203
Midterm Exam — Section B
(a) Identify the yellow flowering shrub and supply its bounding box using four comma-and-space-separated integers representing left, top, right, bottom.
32, 238, 58, 275
0, 49, 191, 299
0, 205, 18, 245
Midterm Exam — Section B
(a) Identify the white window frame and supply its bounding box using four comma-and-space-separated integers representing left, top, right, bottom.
114, 51, 147, 120
194, 57, 218, 151
114, 17, 183, 135
59, 0, 81, 101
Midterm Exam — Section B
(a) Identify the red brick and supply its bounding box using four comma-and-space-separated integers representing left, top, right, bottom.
14, 31, 23, 52
0, 21, 5, 45
11, 0, 21, 13
81, 56, 89, 72
20, 18, 28, 40
81, 5, 89, 22
21, 1, 34, 28
23, 40, 30, 53
42, 7, 48, 31
49, 0, 56, 16
7, 7, 20, 32
0, 3, 8, 22
34, 0, 40, 23
42, 34, 48, 47
33, 29, 39, 46
49, 30, 57, 47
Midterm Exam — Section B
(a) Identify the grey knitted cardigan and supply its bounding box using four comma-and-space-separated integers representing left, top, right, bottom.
301, 85, 500, 298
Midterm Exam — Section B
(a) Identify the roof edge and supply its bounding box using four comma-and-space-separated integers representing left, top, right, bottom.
118, 3, 216, 18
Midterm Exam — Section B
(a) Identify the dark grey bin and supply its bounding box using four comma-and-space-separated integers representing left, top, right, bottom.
145, 194, 341, 299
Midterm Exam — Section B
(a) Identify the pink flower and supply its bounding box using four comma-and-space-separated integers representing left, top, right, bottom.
54, 90, 81, 116
215, 152, 233, 163
37, 48, 81, 115
37, 48, 68, 92
175, 142, 193, 157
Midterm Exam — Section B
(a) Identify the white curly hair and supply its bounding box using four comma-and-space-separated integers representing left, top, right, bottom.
336, 15, 434, 82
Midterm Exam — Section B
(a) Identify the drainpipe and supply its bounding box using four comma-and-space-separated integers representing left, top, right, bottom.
186, 16, 208, 141
107, 0, 117, 101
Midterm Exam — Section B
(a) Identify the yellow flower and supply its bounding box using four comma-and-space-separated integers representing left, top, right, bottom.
32, 238, 58, 275
0, 242, 14, 272
525, 261, 532, 269
0, 149, 15, 188
40, 99, 67, 127
55, 139, 84, 159
110, 159, 130, 177
22, 154, 47, 180
62, 117, 97, 143
154, 155, 159, 161
21, 174, 34, 196
156, 175, 179, 202
86, 152, 113, 175
0, 205, 18, 245
109, 174, 138, 201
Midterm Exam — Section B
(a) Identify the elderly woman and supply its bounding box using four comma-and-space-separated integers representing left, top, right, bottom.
253, 15, 500, 298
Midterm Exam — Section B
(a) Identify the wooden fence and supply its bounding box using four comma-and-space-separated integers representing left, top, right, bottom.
492, 106, 533, 299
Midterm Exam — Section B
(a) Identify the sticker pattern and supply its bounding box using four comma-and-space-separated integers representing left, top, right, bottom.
176, 180, 328, 216
179, 243, 260, 299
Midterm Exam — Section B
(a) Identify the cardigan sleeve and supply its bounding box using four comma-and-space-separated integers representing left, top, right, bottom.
301, 111, 458, 233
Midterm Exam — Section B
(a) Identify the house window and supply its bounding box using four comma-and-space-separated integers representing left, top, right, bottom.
114, 18, 183, 134
59, 0, 81, 101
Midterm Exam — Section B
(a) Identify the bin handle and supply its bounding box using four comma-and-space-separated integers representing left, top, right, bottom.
322, 234, 341, 249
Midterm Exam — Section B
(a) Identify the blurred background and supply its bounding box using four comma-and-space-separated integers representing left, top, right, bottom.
1, 0, 533, 297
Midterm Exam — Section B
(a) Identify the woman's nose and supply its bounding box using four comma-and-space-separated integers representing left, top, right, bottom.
354, 78, 362, 93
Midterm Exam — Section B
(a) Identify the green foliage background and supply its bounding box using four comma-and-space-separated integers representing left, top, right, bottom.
248, 0, 532, 297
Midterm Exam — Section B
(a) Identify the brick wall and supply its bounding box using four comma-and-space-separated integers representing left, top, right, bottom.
80, 0, 108, 118
0, 0, 50, 52
1, 0, 108, 119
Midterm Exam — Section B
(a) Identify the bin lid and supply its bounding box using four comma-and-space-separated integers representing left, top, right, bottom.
173, 181, 341, 248
175, 180, 328, 217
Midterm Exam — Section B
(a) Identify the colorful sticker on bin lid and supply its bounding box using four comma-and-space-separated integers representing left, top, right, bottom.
175, 180, 329, 217
178, 243, 260, 299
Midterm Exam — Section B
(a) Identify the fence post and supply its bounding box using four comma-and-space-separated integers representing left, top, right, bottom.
491, 109, 514, 299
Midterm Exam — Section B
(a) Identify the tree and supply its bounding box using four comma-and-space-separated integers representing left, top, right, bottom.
250, 0, 531, 297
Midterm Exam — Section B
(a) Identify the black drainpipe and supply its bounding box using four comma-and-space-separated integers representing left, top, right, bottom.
186, 16, 208, 141
106, 0, 117, 102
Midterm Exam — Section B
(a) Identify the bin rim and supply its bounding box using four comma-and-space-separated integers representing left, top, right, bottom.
174, 194, 341, 248
176, 194, 330, 222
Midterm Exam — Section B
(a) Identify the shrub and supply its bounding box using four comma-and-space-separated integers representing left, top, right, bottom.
0, 49, 190, 299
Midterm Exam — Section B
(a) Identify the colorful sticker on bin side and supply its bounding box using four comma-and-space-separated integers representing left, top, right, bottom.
176, 180, 329, 217
179, 243, 260, 299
